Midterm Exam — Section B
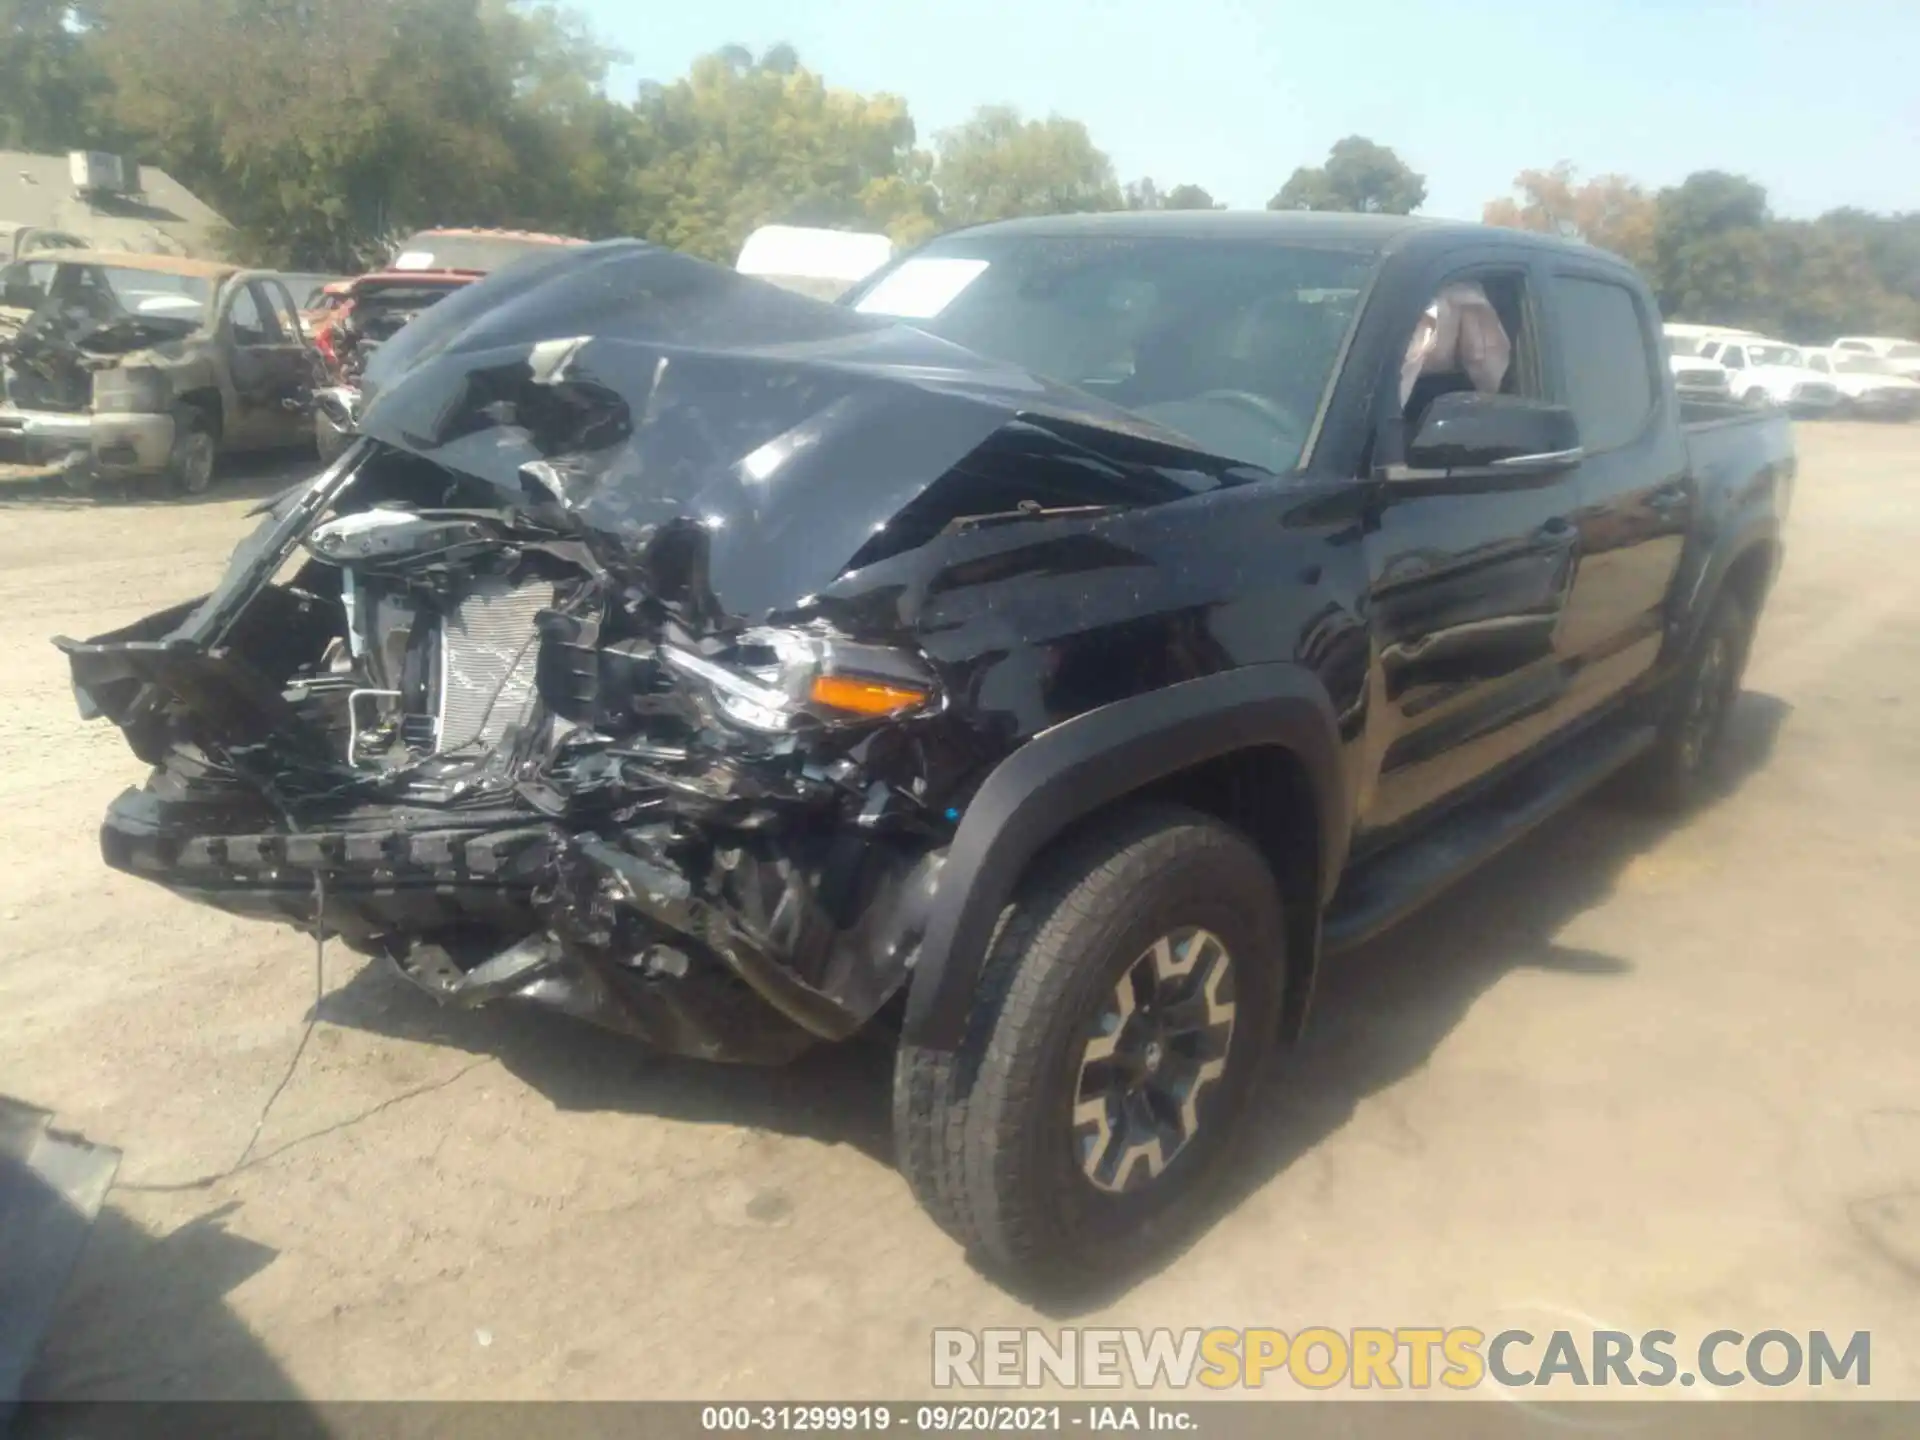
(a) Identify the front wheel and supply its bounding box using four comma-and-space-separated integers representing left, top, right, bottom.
893, 805, 1285, 1288
158, 406, 217, 497
314, 406, 352, 464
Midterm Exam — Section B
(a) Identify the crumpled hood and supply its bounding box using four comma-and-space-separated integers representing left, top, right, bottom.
354, 240, 1235, 622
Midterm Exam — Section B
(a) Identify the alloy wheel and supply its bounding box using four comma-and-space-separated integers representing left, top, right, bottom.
1071, 927, 1237, 1194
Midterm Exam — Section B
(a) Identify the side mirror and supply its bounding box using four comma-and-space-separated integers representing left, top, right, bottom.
1404, 392, 1583, 475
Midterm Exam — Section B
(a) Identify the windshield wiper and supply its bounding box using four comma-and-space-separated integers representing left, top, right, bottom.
939, 500, 1126, 536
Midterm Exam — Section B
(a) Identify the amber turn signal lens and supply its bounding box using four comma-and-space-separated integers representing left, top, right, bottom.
808, 674, 930, 717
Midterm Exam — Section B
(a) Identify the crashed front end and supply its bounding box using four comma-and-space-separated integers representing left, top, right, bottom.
55, 241, 1231, 1063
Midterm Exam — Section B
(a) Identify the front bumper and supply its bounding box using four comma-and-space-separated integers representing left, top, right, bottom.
1849, 389, 1920, 420
96, 777, 940, 1066
0, 406, 175, 478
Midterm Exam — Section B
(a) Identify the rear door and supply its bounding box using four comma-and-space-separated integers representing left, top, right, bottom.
1355, 247, 1585, 839
1544, 266, 1690, 715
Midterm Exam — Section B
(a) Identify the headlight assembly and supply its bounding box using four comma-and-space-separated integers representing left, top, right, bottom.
91, 366, 171, 415
662, 627, 938, 733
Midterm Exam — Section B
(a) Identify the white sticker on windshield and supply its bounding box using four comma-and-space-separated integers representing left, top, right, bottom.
854, 257, 988, 319
390, 250, 436, 271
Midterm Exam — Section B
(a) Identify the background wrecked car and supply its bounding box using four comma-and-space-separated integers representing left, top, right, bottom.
0, 251, 317, 495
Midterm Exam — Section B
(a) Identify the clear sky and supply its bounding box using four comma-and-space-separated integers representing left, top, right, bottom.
580, 0, 1920, 222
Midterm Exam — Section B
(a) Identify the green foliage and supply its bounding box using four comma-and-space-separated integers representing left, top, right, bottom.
626, 46, 937, 262
1269, 136, 1425, 215
1483, 162, 1655, 270
1162, 183, 1221, 211
932, 106, 1121, 226
1125, 178, 1220, 211
1483, 164, 1920, 343
0, 0, 116, 150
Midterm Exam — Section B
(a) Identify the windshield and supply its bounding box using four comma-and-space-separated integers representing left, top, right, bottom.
3, 261, 212, 328
845, 233, 1375, 473
1749, 343, 1804, 367
388, 232, 579, 274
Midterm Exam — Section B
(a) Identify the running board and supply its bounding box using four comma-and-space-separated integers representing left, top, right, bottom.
1324, 721, 1657, 953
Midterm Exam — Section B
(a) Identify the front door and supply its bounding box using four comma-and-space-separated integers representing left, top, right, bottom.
1354, 257, 1583, 842
222, 278, 312, 449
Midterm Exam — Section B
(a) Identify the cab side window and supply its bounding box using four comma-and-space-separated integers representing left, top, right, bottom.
227, 284, 273, 346
1551, 275, 1656, 453
255, 281, 300, 342
1398, 270, 1536, 430
1721, 345, 1747, 371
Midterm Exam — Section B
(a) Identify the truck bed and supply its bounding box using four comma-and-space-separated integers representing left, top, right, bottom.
1682, 398, 1796, 507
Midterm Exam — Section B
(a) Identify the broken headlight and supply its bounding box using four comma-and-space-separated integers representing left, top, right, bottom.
662, 628, 938, 734
91, 365, 170, 415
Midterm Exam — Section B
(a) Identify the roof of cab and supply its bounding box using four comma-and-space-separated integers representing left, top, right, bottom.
21, 248, 238, 280
933, 209, 1625, 262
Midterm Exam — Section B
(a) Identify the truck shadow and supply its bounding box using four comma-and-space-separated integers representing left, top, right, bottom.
319, 692, 1790, 1306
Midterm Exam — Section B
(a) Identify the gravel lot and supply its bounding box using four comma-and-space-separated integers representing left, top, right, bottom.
4, 424, 1918, 1403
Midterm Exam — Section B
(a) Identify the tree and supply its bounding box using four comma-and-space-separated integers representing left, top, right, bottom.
1124, 176, 1163, 211
932, 105, 1121, 225
87, 0, 613, 266
1649, 170, 1771, 326
1162, 183, 1220, 211
1268, 136, 1424, 215
0, 0, 116, 150
626, 46, 939, 261
1483, 162, 1655, 269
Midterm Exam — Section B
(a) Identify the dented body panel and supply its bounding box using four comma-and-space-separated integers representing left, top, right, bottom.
56, 220, 1792, 1064
0, 250, 316, 481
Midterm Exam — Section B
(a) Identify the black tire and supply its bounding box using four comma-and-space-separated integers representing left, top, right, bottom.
894, 804, 1285, 1289
315, 406, 352, 464
1629, 591, 1754, 810
159, 405, 217, 497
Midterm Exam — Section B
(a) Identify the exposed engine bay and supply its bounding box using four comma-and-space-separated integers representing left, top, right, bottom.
56, 240, 1257, 1064
0, 300, 197, 413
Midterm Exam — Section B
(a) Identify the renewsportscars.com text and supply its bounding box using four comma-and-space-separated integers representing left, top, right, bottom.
931, 1327, 1872, 1391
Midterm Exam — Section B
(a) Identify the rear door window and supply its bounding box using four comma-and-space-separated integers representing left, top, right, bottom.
1551, 275, 1657, 452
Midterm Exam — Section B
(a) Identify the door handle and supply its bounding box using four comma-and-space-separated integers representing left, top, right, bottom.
1536, 516, 1576, 540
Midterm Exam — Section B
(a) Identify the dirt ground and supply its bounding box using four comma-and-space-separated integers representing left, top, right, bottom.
3, 425, 1918, 1404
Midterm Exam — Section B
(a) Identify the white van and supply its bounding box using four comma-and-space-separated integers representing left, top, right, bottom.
735, 226, 894, 302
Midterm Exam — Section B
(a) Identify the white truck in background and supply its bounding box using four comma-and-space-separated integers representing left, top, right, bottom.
1665, 324, 1841, 417
1829, 336, 1920, 381
1802, 346, 1920, 420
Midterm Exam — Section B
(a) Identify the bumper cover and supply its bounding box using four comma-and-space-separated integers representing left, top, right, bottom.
97, 781, 940, 1066
0, 406, 175, 477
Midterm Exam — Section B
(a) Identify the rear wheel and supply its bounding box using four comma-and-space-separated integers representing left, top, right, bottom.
1629, 591, 1753, 809
893, 805, 1285, 1288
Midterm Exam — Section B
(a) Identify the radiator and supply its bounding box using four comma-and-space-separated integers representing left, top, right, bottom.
435, 580, 552, 755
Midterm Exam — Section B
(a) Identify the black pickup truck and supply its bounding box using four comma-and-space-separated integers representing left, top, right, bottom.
56, 213, 1794, 1285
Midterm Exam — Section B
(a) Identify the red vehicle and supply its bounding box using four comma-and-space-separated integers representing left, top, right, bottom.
313, 228, 585, 460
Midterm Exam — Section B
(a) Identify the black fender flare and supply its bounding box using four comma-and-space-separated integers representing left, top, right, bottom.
900, 664, 1349, 1051
1672, 510, 1783, 663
